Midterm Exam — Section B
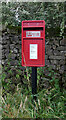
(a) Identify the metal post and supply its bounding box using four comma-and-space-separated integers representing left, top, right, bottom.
32, 67, 37, 100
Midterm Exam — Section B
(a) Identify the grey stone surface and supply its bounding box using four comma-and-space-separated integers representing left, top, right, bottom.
1, 60, 4, 65
53, 45, 56, 50
49, 55, 65, 60
46, 49, 53, 55
54, 40, 59, 47
0, 51, 2, 60
45, 60, 50, 66
59, 65, 65, 73
2, 45, 8, 49
14, 48, 18, 53
0, 44, 2, 49
10, 44, 15, 49
57, 46, 66, 51
53, 50, 60, 55
50, 60, 58, 65
60, 38, 66, 45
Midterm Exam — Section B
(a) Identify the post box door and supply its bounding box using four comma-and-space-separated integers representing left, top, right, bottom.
23, 40, 43, 66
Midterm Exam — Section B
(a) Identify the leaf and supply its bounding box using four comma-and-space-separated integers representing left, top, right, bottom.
48, 73, 51, 76
16, 74, 20, 78
47, 106, 54, 112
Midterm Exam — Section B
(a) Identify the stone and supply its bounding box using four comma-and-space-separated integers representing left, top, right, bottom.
5, 52, 10, 58
57, 65, 60, 70
14, 36, 18, 41
14, 48, 18, 53
59, 59, 65, 65
49, 42, 53, 45
53, 50, 60, 55
0, 51, 2, 60
2, 45, 8, 49
57, 46, 66, 51
46, 60, 50, 66
15, 45, 20, 49
46, 49, 53, 55
7, 28, 10, 33
54, 40, 59, 46
17, 54, 19, 57
60, 38, 66, 45
2, 38, 7, 44
5, 32, 8, 35
50, 60, 58, 65
49, 55, 64, 60
53, 45, 56, 50
59, 65, 65, 73
1, 60, 4, 65
0, 36, 2, 40
2, 52, 5, 59
0, 45, 2, 50
10, 44, 14, 49
46, 45, 51, 51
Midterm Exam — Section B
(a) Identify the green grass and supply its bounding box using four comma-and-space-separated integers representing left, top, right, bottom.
2, 84, 65, 118
2, 85, 66, 118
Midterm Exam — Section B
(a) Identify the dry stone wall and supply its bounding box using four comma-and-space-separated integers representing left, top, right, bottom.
46, 37, 66, 73
2, 27, 66, 74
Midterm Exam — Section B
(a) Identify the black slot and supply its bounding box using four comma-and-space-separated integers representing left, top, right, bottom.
23, 27, 43, 30
23, 38, 43, 40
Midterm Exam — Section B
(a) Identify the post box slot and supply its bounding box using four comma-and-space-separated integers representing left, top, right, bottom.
23, 38, 43, 40
23, 27, 43, 30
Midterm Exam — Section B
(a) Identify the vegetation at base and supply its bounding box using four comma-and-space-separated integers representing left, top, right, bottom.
2, 85, 65, 118
2, 54, 66, 118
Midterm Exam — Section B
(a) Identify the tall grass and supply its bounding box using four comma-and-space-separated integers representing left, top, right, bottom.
2, 82, 65, 118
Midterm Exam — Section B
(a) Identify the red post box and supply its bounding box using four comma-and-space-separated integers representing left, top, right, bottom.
22, 20, 45, 67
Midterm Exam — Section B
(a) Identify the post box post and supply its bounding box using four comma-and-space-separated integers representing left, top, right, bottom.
32, 67, 37, 100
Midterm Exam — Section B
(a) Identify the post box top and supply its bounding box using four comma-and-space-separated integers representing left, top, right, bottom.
22, 20, 45, 22
22, 20, 45, 28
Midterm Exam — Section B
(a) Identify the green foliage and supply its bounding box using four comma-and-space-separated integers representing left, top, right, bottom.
2, 53, 65, 118
2, 2, 65, 37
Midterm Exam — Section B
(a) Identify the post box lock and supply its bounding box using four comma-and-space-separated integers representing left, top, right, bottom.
22, 20, 45, 67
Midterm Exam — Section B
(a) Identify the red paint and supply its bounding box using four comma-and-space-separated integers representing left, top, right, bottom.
22, 20, 45, 67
